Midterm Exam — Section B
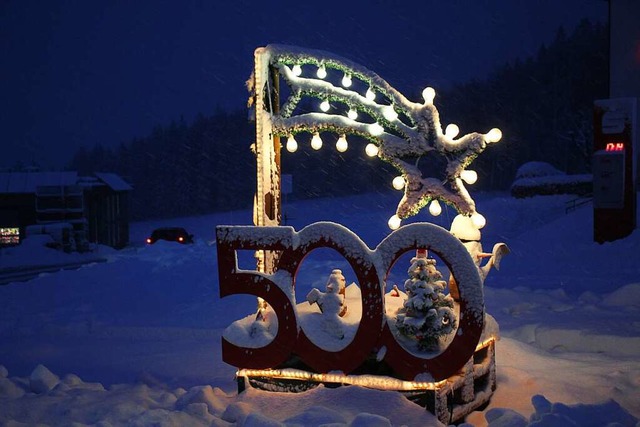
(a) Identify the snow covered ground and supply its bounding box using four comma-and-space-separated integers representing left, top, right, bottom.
0, 191, 639, 426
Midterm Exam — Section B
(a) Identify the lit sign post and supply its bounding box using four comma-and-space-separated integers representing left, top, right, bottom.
217, 44, 506, 424
593, 98, 638, 243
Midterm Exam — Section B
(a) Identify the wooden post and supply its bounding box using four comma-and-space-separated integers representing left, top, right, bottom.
253, 48, 282, 274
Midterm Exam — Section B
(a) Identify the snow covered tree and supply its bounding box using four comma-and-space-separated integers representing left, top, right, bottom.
396, 253, 456, 350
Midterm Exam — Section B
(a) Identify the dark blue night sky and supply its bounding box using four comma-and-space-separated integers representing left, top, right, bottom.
1, 0, 606, 169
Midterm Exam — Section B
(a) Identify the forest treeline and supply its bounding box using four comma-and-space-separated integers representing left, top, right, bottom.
68, 19, 607, 220
438, 19, 608, 189
68, 110, 256, 220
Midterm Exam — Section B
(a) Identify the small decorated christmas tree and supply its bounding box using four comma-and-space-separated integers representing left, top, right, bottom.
396, 251, 456, 350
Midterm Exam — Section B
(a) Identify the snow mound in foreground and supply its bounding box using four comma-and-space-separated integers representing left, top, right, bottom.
485, 394, 638, 427
1, 364, 637, 427
0, 364, 441, 426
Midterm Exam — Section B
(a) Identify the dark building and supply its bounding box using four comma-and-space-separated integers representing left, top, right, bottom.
0, 172, 132, 249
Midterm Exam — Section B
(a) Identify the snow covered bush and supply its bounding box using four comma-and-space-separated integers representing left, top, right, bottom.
511, 161, 591, 198
514, 161, 564, 179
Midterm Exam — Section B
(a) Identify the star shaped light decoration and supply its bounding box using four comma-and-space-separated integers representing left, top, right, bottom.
254, 45, 502, 229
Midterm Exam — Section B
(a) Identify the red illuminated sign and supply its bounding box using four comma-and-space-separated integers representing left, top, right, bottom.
606, 142, 625, 152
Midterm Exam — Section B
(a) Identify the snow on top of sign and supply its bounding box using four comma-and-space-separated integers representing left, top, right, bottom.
216, 225, 295, 249
294, 222, 374, 267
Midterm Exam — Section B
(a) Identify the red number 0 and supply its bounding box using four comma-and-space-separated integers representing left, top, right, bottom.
216, 222, 484, 381
375, 223, 484, 381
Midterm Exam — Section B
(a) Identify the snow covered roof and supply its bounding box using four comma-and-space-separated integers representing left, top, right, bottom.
0, 172, 132, 194
0, 172, 78, 194
94, 172, 133, 192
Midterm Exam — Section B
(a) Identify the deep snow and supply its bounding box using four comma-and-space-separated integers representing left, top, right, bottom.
0, 191, 639, 426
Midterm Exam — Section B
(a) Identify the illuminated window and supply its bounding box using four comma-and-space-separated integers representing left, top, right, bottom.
0, 227, 20, 246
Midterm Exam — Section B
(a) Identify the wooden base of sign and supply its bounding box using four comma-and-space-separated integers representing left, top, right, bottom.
236, 339, 496, 425
424, 339, 497, 424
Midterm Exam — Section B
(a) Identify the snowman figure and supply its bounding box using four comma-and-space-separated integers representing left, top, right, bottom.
449, 214, 510, 283
307, 269, 348, 339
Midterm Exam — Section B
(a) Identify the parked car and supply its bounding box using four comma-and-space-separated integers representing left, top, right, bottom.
146, 227, 194, 244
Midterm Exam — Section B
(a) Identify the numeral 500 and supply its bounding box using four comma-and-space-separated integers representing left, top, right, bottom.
216, 222, 484, 381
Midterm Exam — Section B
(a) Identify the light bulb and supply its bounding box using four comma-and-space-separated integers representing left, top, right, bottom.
392, 176, 405, 190
369, 123, 384, 136
445, 124, 460, 139
311, 132, 323, 150
292, 64, 302, 77
460, 170, 478, 185
366, 87, 375, 101
342, 73, 352, 87
486, 128, 502, 143
286, 135, 298, 153
365, 143, 379, 157
471, 212, 486, 229
429, 199, 442, 216
347, 108, 358, 120
383, 105, 398, 121
320, 100, 330, 112
317, 65, 327, 79
336, 135, 348, 152
388, 214, 401, 230
422, 87, 436, 105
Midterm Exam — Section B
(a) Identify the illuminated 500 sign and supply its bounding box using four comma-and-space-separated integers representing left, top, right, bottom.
216, 222, 484, 381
